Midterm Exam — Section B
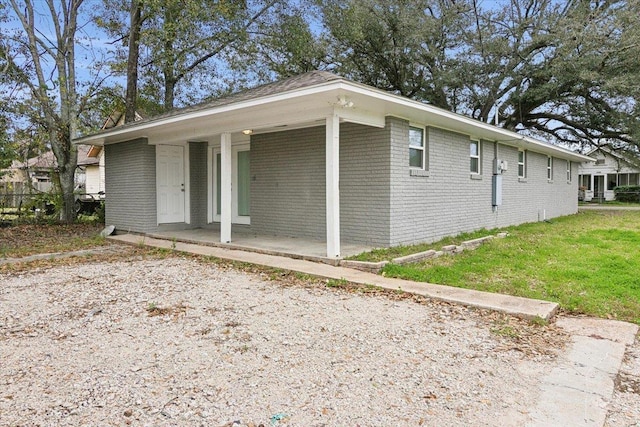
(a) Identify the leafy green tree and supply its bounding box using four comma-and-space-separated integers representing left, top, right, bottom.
320, 0, 468, 109
1, 0, 112, 221
317, 0, 640, 151
98, 0, 282, 112
0, 112, 16, 175
463, 0, 640, 151
244, 6, 329, 80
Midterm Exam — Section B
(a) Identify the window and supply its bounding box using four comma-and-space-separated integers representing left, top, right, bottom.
607, 173, 618, 190
409, 126, 425, 169
547, 156, 553, 180
566, 160, 571, 182
579, 174, 591, 190
618, 173, 640, 186
470, 140, 480, 174
619, 173, 629, 186
518, 150, 526, 178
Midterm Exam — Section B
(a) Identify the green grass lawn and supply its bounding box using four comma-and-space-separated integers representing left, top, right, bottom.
364, 211, 640, 324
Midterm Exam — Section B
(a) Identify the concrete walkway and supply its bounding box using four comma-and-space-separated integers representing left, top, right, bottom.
528, 317, 638, 426
109, 233, 559, 320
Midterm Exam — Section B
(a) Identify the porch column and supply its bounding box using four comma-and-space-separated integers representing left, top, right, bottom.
220, 132, 232, 243
326, 112, 340, 258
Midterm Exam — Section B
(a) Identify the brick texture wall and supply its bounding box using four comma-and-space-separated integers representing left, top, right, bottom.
189, 141, 208, 228
250, 122, 392, 245
250, 126, 326, 240
389, 119, 578, 245
339, 122, 391, 246
105, 139, 157, 234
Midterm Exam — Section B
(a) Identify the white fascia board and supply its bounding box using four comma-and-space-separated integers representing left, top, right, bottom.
73, 81, 348, 146
337, 81, 593, 163
73, 76, 592, 163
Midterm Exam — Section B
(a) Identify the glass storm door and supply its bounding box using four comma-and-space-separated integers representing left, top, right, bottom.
214, 146, 250, 224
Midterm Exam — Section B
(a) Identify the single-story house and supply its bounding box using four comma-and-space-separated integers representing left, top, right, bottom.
74, 71, 592, 258
577, 146, 640, 202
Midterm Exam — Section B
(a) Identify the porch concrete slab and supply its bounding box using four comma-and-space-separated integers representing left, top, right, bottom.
150, 229, 371, 262
527, 317, 639, 427
109, 233, 559, 320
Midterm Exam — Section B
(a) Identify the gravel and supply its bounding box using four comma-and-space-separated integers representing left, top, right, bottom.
606, 333, 640, 427
0, 255, 629, 426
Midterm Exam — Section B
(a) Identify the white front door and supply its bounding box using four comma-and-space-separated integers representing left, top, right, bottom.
157, 145, 185, 223
213, 145, 250, 224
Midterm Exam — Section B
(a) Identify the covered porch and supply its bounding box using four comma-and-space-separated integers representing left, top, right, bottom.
148, 228, 373, 265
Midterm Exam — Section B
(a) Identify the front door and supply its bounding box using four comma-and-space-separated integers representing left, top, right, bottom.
213, 146, 250, 224
157, 145, 185, 223
594, 175, 605, 202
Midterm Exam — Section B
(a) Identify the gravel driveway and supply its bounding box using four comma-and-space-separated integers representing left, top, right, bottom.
0, 255, 635, 426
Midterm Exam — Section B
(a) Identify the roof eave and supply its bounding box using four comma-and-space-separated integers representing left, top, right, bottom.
73, 77, 592, 163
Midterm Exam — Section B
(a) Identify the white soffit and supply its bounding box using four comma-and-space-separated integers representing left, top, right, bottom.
74, 78, 592, 163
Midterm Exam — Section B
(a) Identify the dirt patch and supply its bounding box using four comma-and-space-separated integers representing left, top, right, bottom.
0, 223, 107, 258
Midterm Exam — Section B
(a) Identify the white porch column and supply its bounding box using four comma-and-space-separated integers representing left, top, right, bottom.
326, 112, 341, 258
220, 132, 232, 243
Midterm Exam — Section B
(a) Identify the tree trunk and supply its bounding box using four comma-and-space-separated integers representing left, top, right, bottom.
58, 160, 76, 222
125, 0, 142, 123
164, 77, 175, 110
50, 124, 78, 223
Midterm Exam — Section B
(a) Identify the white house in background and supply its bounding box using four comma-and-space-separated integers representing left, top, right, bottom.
76, 145, 105, 195
77, 110, 143, 196
578, 146, 640, 202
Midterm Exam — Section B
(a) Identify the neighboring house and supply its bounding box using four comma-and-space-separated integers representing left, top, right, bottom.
0, 160, 28, 207
76, 145, 105, 196
577, 146, 640, 202
1, 110, 139, 208
74, 71, 592, 258
77, 110, 142, 196
13, 151, 57, 193
1, 146, 98, 195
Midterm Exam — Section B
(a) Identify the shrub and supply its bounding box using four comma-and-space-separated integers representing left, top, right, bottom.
614, 185, 640, 202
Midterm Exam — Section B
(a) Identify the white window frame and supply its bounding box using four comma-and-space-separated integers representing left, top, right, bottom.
470, 140, 480, 174
566, 160, 571, 182
547, 156, 553, 181
409, 125, 426, 170
518, 149, 526, 178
